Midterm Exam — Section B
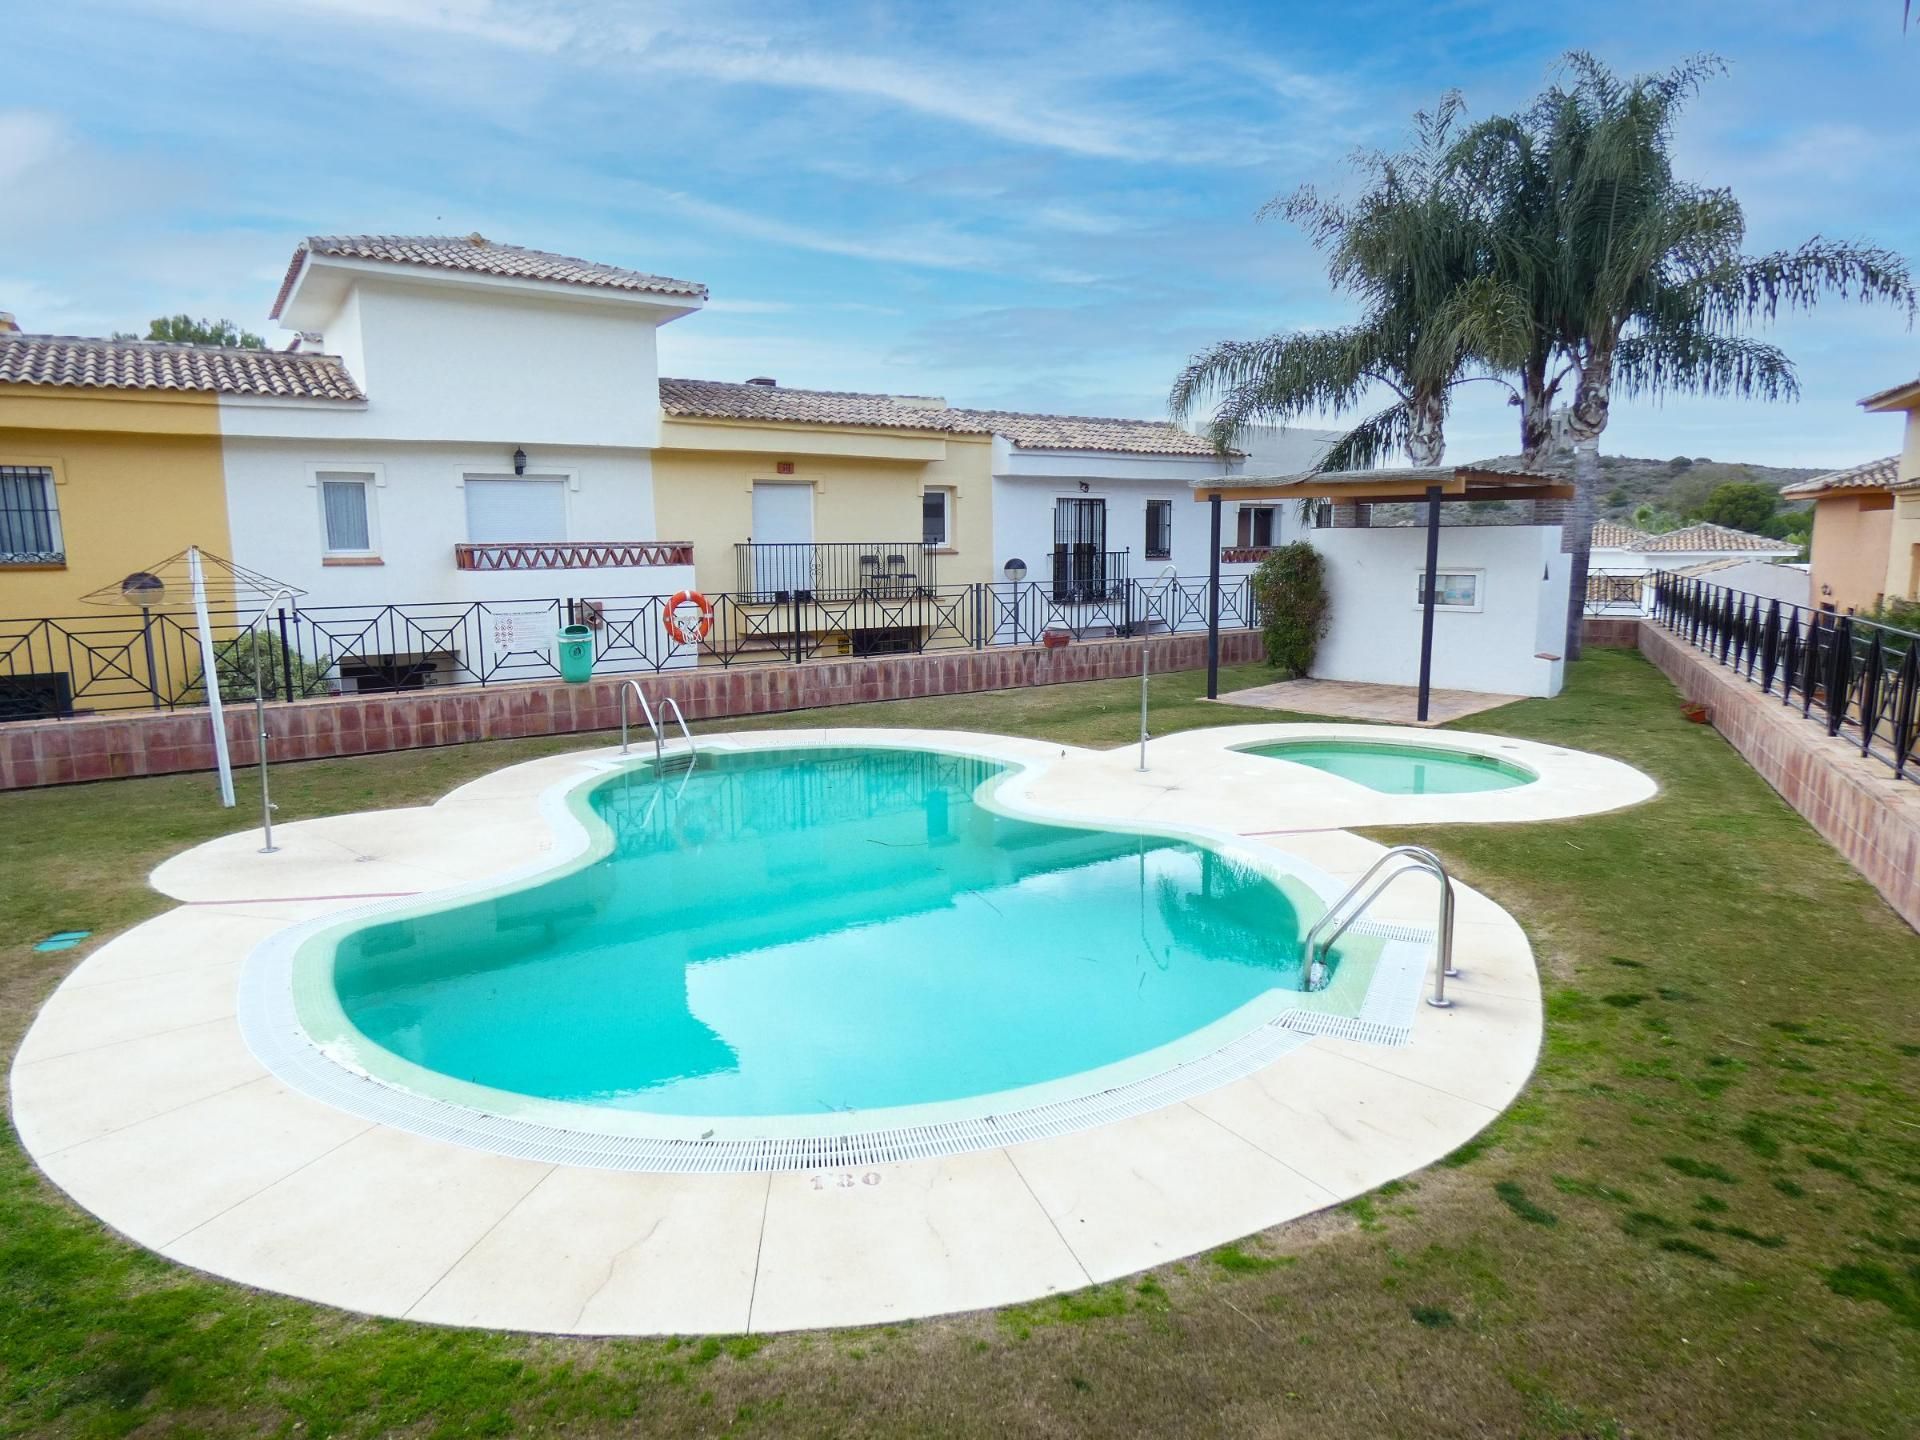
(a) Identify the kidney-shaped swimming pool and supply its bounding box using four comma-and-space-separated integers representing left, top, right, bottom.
284, 746, 1379, 1133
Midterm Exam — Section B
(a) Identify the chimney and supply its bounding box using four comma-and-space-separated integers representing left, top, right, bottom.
0, 312, 18, 334
745, 376, 777, 386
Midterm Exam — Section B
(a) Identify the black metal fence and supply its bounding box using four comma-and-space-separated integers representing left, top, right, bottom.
1652, 572, 1919, 783
1584, 569, 1652, 616
0, 574, 1259, 721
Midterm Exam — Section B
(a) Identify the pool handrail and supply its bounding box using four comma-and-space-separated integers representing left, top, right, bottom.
1301, 844, 1458, 1008
659, 696, 696, 762
619, 684, 697, 773
618, 680, 663, 766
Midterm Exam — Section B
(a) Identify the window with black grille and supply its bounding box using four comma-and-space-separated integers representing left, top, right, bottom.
1051, 497, 1109, 601
1145, 500, 1172, 559
0, 466, 63, 564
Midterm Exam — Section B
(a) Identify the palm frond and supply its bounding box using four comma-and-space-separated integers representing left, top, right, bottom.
1612, 329, 1799, 403
1689, 237, 1916, 328
1169, 326, 1387, 433
1315, 401, 1418, 473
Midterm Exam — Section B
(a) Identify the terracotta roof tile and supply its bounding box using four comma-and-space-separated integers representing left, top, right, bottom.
0, 333, 364, 401
659, 377, 1227, 455
1858, 375, 1920, 411
1634, 521, 1796, 554
272, 234, 707, 317
943, 407, 1227, 456
1592, 518, 1654, 549
659, 377, 961, 434
1778, 455, 1901, 499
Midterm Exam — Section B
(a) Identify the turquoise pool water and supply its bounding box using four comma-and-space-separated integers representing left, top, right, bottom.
1243, 739, 1534, 794
316, 747, 1336, 1120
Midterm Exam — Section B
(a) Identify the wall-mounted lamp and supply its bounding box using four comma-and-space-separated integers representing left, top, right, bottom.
1003, 558, 1028, 583
1077, 480, 1091, 494
512, 447, 528, 476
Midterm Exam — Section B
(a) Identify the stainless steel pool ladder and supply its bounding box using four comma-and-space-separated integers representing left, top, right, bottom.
1300, 845, 1458, 1008
618, 682, 697, 773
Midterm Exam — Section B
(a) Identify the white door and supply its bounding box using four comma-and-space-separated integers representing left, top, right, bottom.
751, 482, 814, 594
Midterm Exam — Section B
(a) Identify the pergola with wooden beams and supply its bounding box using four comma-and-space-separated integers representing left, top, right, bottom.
1191, 463, 1575, 721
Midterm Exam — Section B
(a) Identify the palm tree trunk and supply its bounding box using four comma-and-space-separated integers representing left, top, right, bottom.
1518, 373, 1554, 468
1407, 391, 1446, 468
1561, 349, 1614, 661
1562, 438, 1600, 661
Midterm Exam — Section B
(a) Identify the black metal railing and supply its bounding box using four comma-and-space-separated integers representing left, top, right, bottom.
1652, 573, 1919, 783
1049, 548, 1129, 604
0, 573, 1260, 721
1584, 570, 1651, 616
733, 542, 937, 602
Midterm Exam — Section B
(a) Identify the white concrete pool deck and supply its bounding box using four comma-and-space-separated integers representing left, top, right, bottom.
12, 723, 1655, 1335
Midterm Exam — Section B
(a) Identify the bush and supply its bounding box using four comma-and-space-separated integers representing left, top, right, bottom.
1252, 542, 1329, 678
1865, 596, 1920, 633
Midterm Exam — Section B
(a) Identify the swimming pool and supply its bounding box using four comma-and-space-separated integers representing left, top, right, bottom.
288, 746, 1378, 1134
1240, 739, 1535, 794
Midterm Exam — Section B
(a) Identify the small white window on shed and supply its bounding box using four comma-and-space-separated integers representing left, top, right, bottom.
1415, 570, 1484, 612
464, 476, 567, 543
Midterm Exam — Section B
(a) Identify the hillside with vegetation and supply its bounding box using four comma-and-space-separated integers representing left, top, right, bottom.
1375, 453, 1832, 549
1535, 453, 1827, 525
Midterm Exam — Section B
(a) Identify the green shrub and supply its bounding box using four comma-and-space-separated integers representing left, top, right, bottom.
1252, 542, 1330, 678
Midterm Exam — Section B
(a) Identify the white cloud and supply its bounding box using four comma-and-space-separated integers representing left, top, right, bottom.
0, 111, 65, 187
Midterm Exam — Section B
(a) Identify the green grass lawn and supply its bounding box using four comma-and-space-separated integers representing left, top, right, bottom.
2, 650, 1917, 1438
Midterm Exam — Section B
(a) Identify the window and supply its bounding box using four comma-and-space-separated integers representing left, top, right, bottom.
922, 489, 951, 548
317, 472, 375, 555
1145, 500, 1172, 559
464, 476, 567, 543
1236, 505, 1277, 549
1414, 570, 1483, 612
0, 465, 63, 564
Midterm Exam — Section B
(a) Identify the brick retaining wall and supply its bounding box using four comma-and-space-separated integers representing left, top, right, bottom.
0, 629, 1265, 791
1581, 616, 1642, 648
1635, 621, 1920, 931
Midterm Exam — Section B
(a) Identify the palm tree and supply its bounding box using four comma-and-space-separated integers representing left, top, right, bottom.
1457, 53, 1913, 658
1171, 95, 1519, 473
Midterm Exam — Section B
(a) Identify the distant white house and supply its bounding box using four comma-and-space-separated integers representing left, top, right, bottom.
1587, 518, 1799, 614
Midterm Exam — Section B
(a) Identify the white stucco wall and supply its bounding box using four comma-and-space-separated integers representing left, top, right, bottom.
1220, 422, 1343, 477
227, 278, 672, 449
220, 436, 686, 611
1309, 525, 1568, 698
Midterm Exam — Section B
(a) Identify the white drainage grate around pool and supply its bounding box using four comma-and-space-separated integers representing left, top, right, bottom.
238, 936, 1435, 1175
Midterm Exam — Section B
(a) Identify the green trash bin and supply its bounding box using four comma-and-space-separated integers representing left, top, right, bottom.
557, 624, 596, 683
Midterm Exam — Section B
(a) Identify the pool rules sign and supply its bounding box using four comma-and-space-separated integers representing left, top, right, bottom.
484, 606, 555, 678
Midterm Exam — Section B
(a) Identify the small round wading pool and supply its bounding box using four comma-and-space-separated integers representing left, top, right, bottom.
1237, 739, 1536, 795
280, 746, 1384, 1145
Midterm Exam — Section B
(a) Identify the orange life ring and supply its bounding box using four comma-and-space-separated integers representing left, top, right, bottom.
663, 590, 714, 645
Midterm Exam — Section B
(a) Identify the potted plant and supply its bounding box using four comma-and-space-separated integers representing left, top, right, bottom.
1041, 623, 1072, 650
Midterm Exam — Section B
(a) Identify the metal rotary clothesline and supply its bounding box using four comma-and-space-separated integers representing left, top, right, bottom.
80, 548, 306, 838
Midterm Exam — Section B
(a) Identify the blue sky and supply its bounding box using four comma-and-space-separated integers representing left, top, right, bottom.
3, 0, 1915, 467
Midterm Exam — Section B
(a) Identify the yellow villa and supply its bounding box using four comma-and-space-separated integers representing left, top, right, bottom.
0, 346, 232, 622
1782, 371, 1920, 616
1860, 374, 1920, 605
